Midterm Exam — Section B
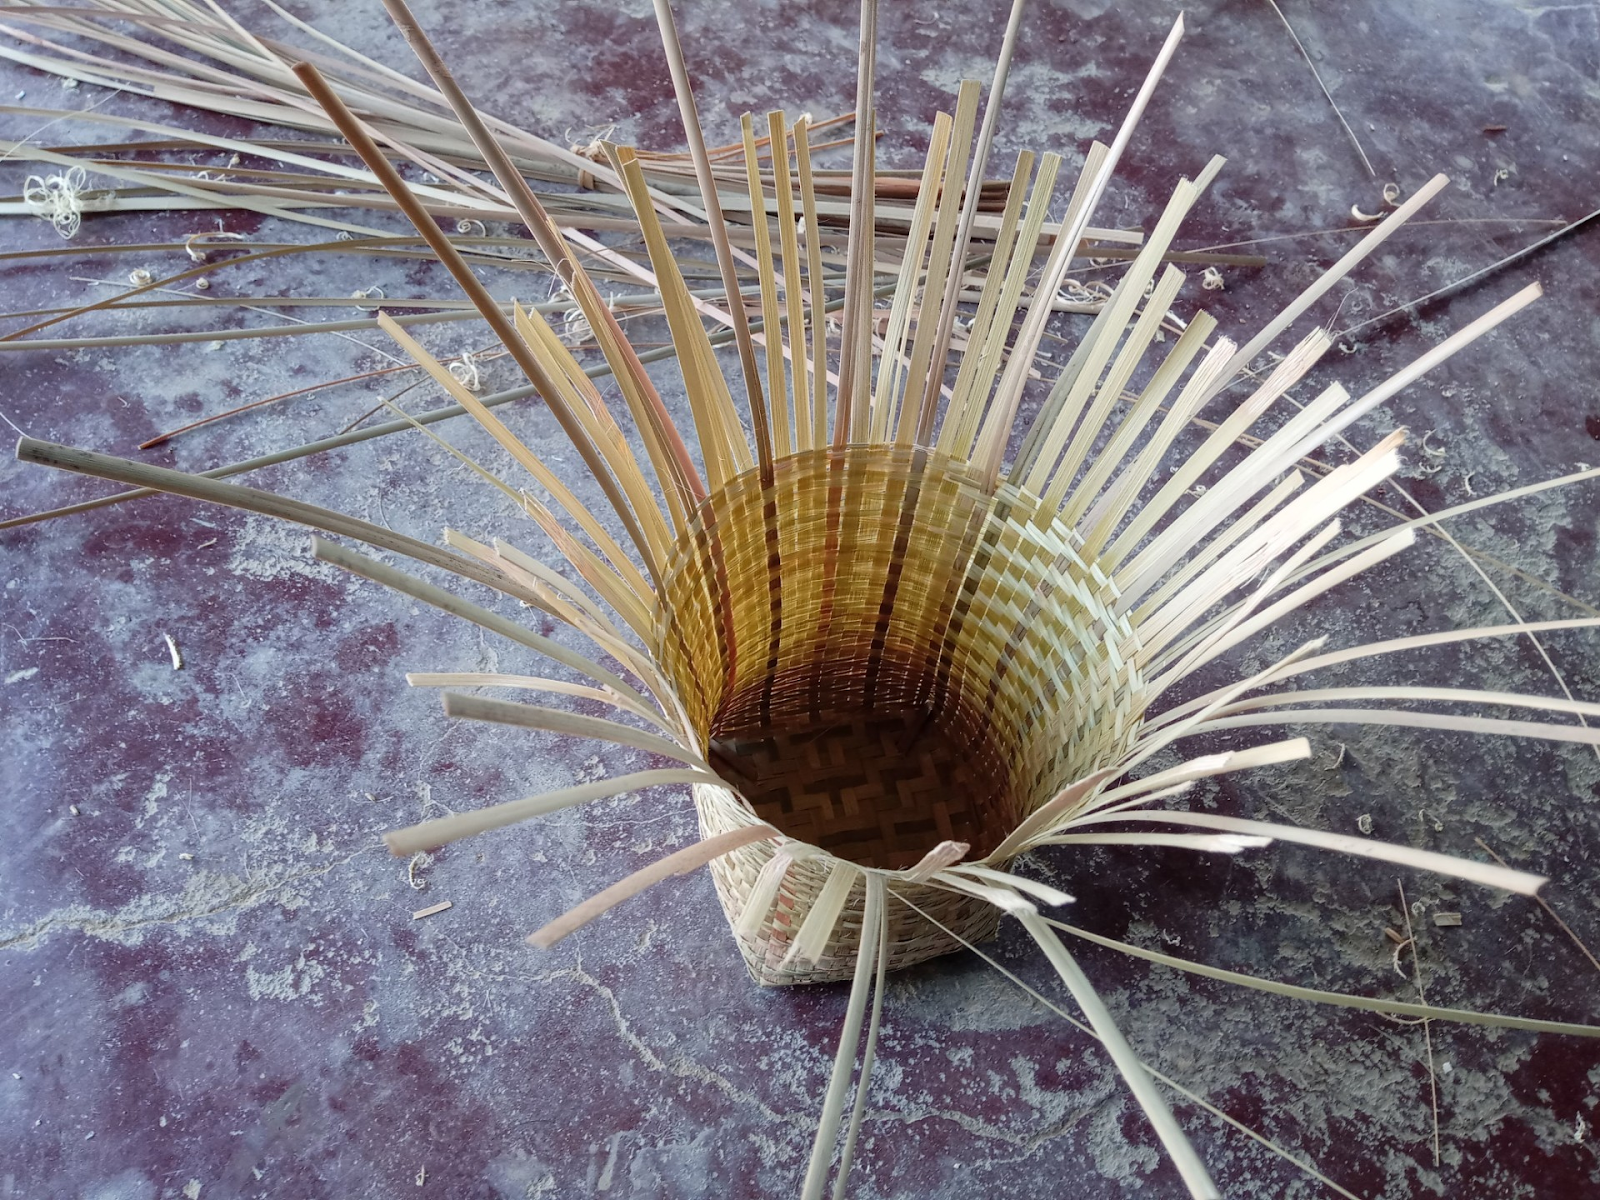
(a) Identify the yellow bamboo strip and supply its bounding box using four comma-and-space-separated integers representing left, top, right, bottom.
310, 537, 654, 710
793, 114, 830, 450
936, 149, 1036, 458
1107, 329, 1333, 584
1134, 470, 1307, 623
1077, 809, 1545, 895
1059, 313, 1217, 531
1026, 168, 1217, 499
894, 80, 981, 445
1138, 437, 1404, 657
514, 497, 658, 641
1126, 382, 1353, 623
511, 301, 673, 567
375, 312, 656, 603
870, 111, 953, 442
649, 0, 774, 477
769, 110, 809, 452
609, 142, 746, 492
1220, 684, 1600, 724
440, 692, 711, 770
1150, 529, 1416, 692
834, 0, 881, 445
289, 60, 662, 580
406, 671, 677, 735
973, 17, 1189, 487
1143, 618, 1600, 738
967, 146, 1103, 474
742, 113, 792, 457
1039, 265, 1187, 512
527, 825, 779, 949
377, 0, 704, 526
385, 769, 720, 856
441, 530, 669, 700
907, 0, 1030, 446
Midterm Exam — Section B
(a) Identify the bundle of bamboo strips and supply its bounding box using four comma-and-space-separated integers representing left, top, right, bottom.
0, 0, 1254, 309
12, 2, 1600, 1197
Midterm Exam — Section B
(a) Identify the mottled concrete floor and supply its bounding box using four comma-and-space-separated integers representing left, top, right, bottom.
2, 1, 1599, 1196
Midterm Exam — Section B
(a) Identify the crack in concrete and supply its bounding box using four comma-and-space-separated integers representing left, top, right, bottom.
537, 958, 1116, 1154
0, 848, 370, 950
539, 959, 813, 1132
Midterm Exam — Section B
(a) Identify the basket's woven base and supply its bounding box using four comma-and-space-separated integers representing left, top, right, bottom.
713, 705, 1010, 870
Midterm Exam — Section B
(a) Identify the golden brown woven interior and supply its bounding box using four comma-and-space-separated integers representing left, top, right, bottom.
657, 445, 1145, 873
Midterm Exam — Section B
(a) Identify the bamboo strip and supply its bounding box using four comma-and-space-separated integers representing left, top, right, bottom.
1136, 441, 1397, 658
1107, 329, 1333, 590
936, 149, 1038, 457
1210, 174, 1451, 393
650, 0, 773, 477
972, 16, 1188, 487
404, 672, 676, 735
1150, 528, 1417, 690
1042, 833, 1270, 853
741, 113, 792, 457
439, 693, 711, 770
1040, 264, 1189, 511
9, 436, 547, 604
1021, 911, 1220, 1199
869, 112, 954, 442
609, 143, 747, 491
907, 0, 1031, 444
377, 0, 703, 523
834, 0, 881, 443
799, 867, 878, 1200
831, 872, 889, 1199
1075, 329, 1233, 558
793, 115, 830, 450
892, 893, 1364, 1200
1024, 171, 1214, 499
768, 110, 806, 452
969, 147, 1107, 478
1050, 920, 1600, 1036
1270, 284, 1543, 473
528, 825, 780, 948
308, 538, 654, 710
441, 532, 665, 691
1126, 382, 1353, 622
510, 301, 674, 566
1074, 810, 1544, 894
894, 81, 981, 444
384, 768, 715, 855
290, 61, 663, 580
375, 313, 656, 603
1214, 684, 1600, 723
1185, 706, 1600, 749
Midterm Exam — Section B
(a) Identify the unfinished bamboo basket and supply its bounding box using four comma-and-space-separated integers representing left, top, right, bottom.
13, 0, 1600, 1196
671, 445, 1142, 983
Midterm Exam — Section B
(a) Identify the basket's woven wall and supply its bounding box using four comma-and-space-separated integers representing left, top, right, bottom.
657, 446, 1146, 984
696, 784, 1006, 987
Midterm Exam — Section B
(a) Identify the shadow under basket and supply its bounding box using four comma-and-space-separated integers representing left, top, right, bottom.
655, 446, 1146, 985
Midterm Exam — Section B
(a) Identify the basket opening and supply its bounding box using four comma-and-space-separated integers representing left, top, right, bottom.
657, 446, 1145, 875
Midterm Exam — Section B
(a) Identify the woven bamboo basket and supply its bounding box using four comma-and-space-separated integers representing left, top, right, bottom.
670, 445, 1142, 983
13, 0, 1600, 1195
